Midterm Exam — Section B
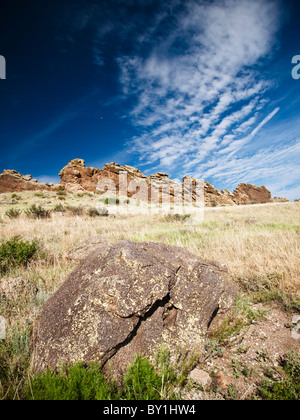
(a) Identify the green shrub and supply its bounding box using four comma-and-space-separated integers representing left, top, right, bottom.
56, 190, 67, 197
258, 352, 300, 400
0, 236, 40, 275
34, 192, 45, 197
25, 350, 186, 401
123, 355, 163, 400
5, 208, 22, 219
25, 204, 51, 219
101, 197, 120, 205
23, 346, 195, 400
27, 362, 119, 400
53, 203, 66, 213
164, 214, 191, 222
66, 206, 84, 216
87, 207, 100, 217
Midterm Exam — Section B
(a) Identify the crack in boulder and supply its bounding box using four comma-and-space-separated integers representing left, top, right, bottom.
31, 240, 238, 373
102, 293, 171, 366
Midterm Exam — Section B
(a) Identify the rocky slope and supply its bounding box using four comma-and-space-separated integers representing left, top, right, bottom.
0, 158, 279, 206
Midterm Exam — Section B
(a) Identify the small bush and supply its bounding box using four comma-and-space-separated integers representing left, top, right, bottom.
87, 208, 100, 217
53, 204, 66, 213
25, 349, 187, 400
25, 204, 51, 219
98, 207, 109, 216
100, 197, 120, 205
0, 236, 40, 275
66, 206, 84, 216
29, 356, 163, 400
27, 362, 119, 400
123, 355, 163, 400
258, 352, 300, 400
5, 208, 22, 219
56, 190, 67, 197
164, 214, 191, 222
87, 207, 109, 217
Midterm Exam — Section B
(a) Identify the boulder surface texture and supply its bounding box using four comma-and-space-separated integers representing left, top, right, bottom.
31, 240, 237, 373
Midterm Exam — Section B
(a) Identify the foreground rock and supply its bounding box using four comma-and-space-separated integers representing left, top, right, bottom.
66, 235, 110, 263
31, 240, 238, 373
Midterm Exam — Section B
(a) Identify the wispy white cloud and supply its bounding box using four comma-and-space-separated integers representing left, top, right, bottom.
111, 0, 300, 199
250, 107, 280, 137
117, 0, 281, 168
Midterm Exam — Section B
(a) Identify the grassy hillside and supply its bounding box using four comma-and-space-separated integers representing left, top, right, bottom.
0, 190, 299, 399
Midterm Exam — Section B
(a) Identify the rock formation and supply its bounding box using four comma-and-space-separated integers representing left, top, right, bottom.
0, 158, 277, 206
202, 181, 236, 206
272, 196, 289, 203
31, 240, 238, 373
233, 183, 272, 204
58, 159, 148, 194
0, 169, 57, 193
58, 159, 274, 206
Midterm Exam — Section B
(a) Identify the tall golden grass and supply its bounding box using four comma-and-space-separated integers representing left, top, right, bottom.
0, 193, 299, 399
0, 193, 299, 300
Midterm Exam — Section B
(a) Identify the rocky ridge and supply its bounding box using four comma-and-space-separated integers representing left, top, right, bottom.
0, 169, 58, 193
0, 158, 281, 206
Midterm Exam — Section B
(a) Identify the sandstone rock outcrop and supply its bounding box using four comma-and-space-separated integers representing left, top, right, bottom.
58, 159, 148, 195
0, 170, 57, 193
233, 183, 272, 205
31, 240, 238, 373
203, 181, 236, 206
59, 159, 274, 206
1, 158, 276, 206
272, 196, 289, 203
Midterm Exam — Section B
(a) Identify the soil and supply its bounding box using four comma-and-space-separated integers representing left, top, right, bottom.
187, 303, 300, 400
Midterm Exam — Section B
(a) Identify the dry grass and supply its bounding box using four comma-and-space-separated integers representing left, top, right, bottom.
0, 192, 299, 299
0, 191, 299, 399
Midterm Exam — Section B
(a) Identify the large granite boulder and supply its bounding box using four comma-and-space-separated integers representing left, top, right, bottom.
31, 240, 238, 373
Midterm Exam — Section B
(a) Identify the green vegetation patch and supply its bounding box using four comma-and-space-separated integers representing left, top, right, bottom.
24, 204, 51, 219
258, 352, 300, 400
27, 362, 119, 400
0, 236, 41, 275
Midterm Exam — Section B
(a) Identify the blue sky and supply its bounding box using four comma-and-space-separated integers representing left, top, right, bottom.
0, 0, 299, 199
